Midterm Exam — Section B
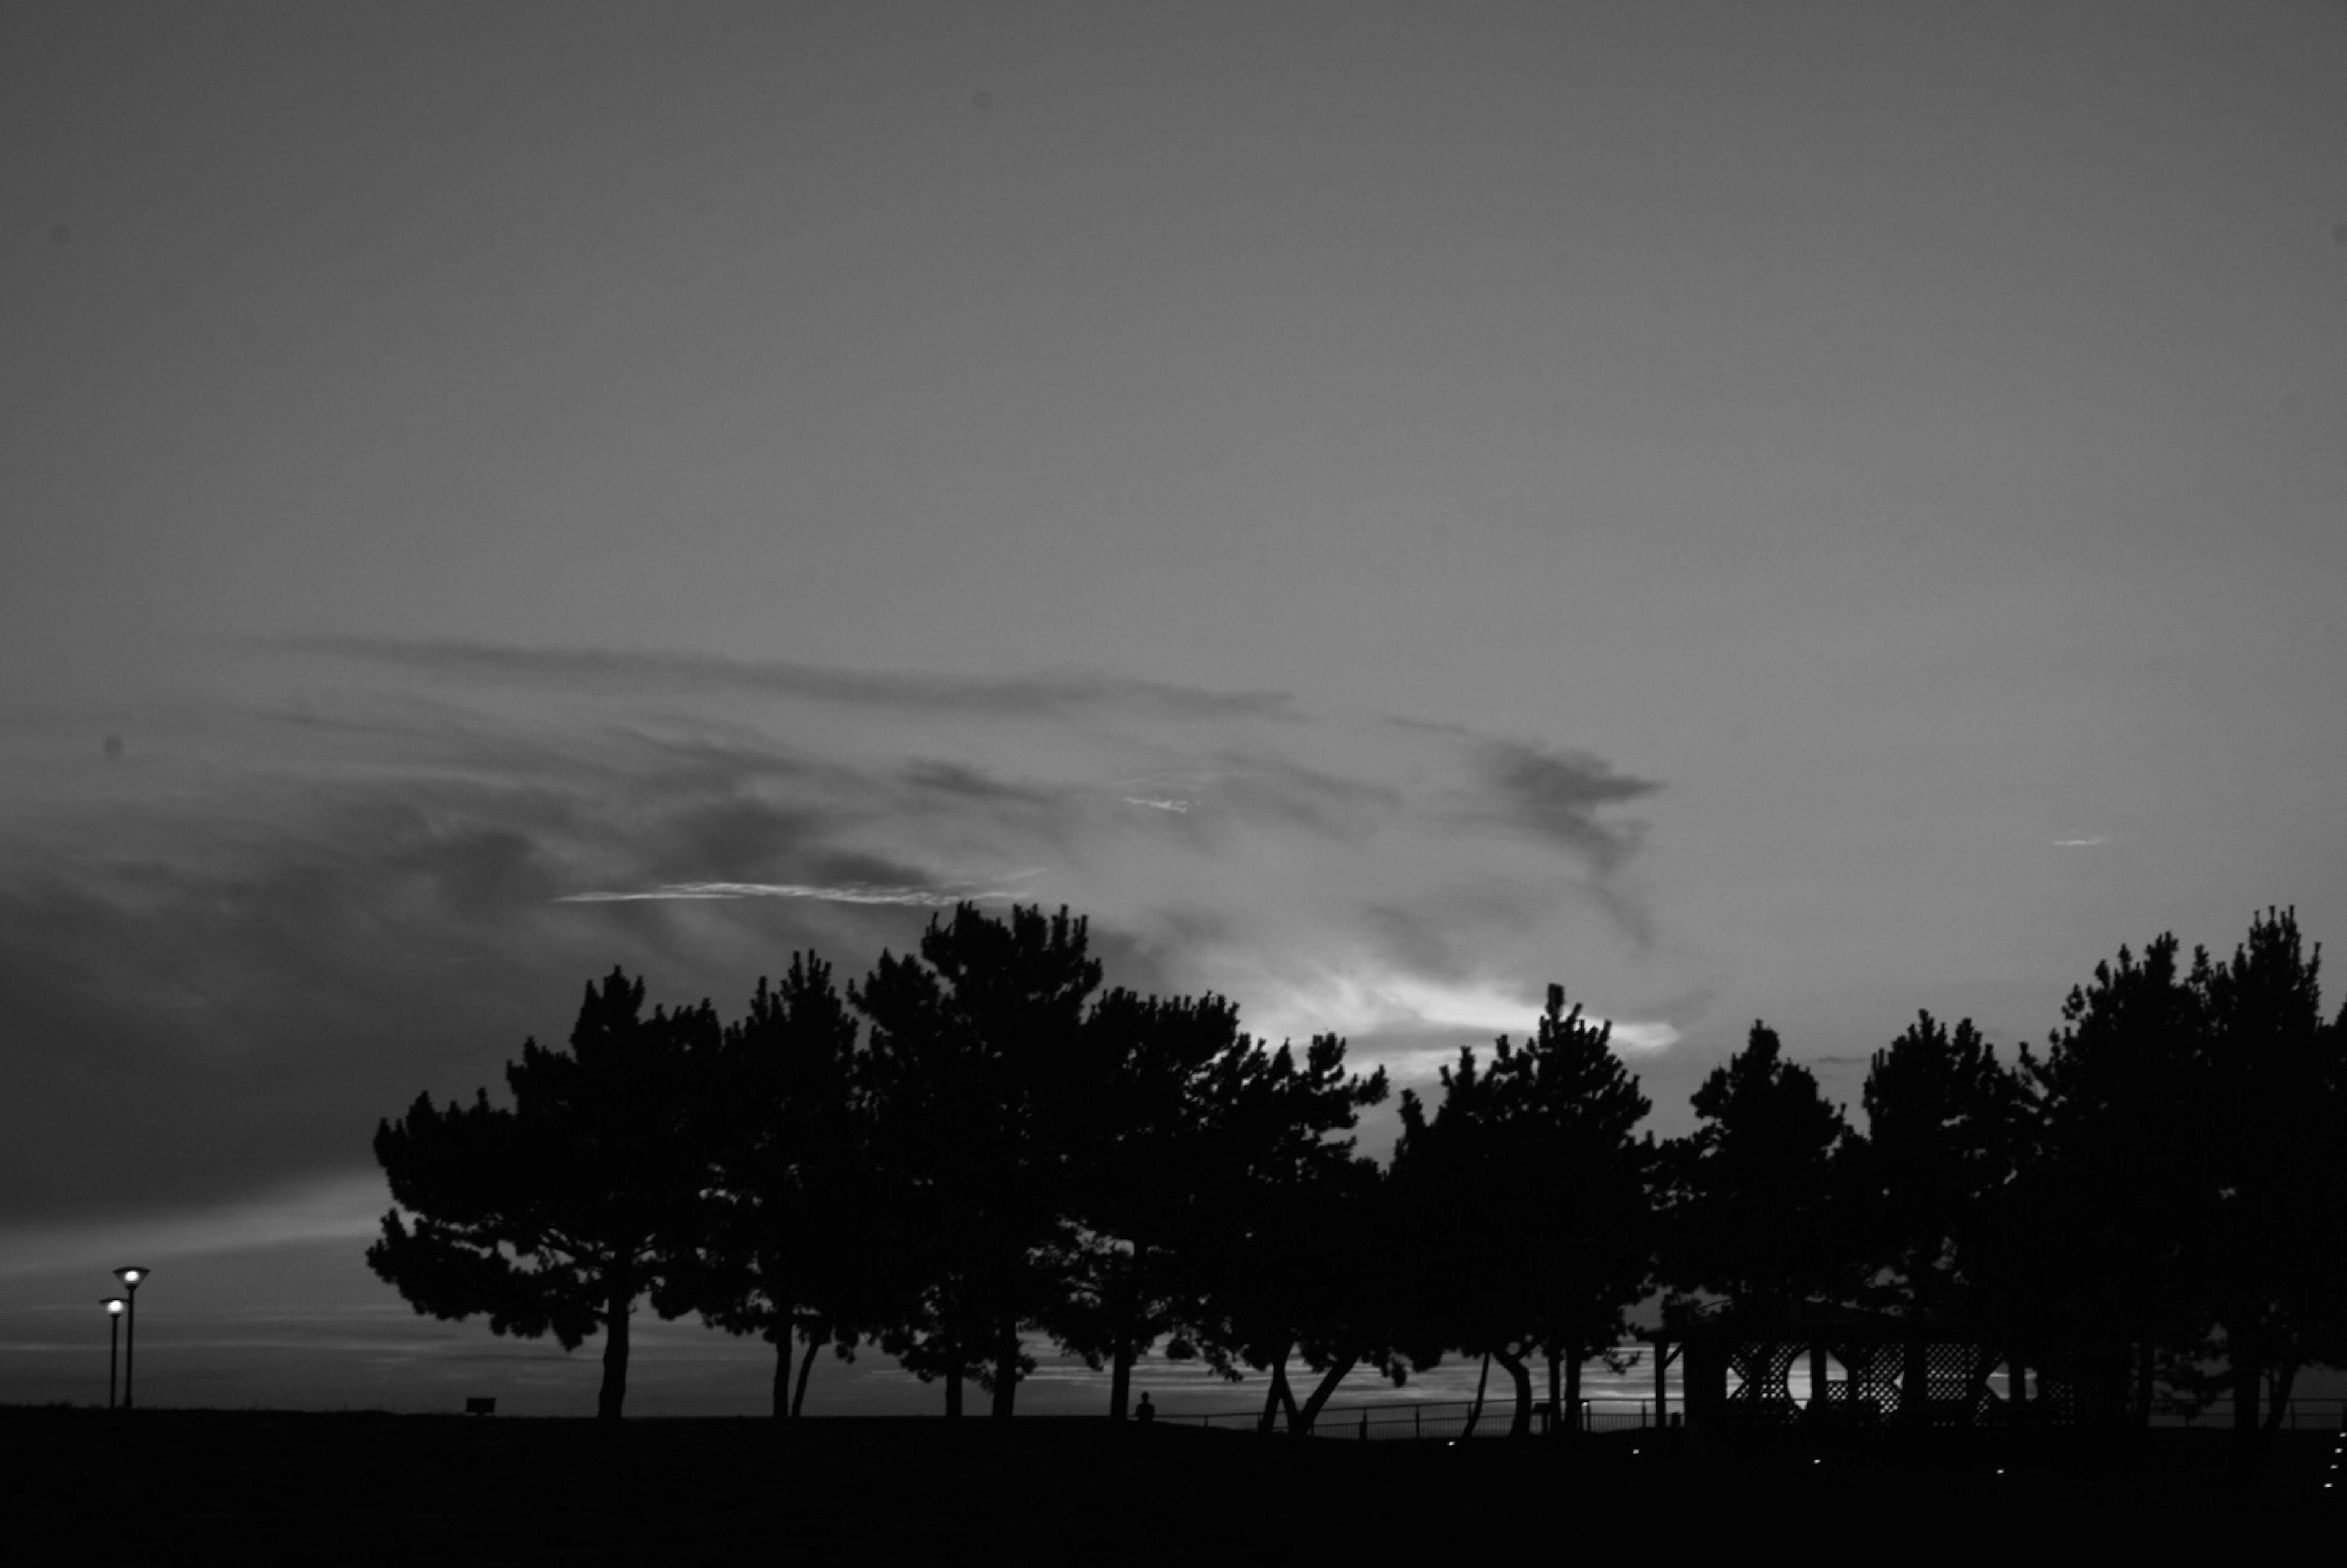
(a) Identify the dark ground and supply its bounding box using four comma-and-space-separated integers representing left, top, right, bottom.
6, 1405, 2338, 1563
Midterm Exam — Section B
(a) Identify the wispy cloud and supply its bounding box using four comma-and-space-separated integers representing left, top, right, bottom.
2052, 835, 2108, 848
266, 635, 1298, 724
0, 1170, 389, 1281
556, 879, 1032, 907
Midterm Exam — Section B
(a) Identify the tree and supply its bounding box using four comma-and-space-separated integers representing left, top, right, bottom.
1040, 986, 1247, 1420
2019, 932, 2213, 1426
1664, 1021, 1860, 1315
850, 903, 1101, 1418
1856, 1011, 2026, 1319
1393, 986, 1654, 1439
2183, 908, 2347, 1437
369, 969, 719, 1420
657, 953, 869, 1418
1177, 1031, 1394, 1434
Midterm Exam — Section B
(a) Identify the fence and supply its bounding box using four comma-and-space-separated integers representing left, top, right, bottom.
2150, 1396, 2347, 1431
1183, 1396, 1675, 1442
1173, 1393, 2347, 1442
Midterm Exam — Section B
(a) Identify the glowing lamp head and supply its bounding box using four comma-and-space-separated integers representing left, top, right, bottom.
104, 1298, 125, 1316
114, 1266, 149, 1288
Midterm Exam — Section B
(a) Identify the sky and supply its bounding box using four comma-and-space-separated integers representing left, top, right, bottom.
4, 1, 2345, 1416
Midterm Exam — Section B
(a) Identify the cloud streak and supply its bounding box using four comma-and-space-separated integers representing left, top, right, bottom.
557, 879, 1033, 907
266, 636, 1299, 724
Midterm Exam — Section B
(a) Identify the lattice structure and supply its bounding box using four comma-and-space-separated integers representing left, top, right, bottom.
1655, 1302, 2133, 1443
1721, 1341, 1805, 1425
1915, 1341, 1999, 1426
1828, 1341, 1905, 1424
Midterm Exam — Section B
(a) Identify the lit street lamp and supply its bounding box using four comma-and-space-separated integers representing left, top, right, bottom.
112, 1267, 150, 1411
102, 1298, 125, 1409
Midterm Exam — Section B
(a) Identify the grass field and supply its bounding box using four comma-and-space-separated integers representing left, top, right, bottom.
9, 1404, 2338, 1563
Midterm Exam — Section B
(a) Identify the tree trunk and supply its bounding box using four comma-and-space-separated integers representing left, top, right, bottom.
770, 1331, 792, 1418
1259, 1344, 1298, 1433
1494, 1347, 1533, 1438
792, 1333, 821, 1418
942, 1292, 963, 1419
1108, 1243, 1147, 1421
2231, 1320, 2260, 1442
1110, 1343, 1135, 1422
1563, 1343, 1584, 1438
1294, 1353, 1359, 1436
1459, 1352, 1492, 1440
2260, 1361, 2296, 1435
1546, 1344, 1563, 1438
597, 1288, 631, 1421
2134, 1339, 2154, 1431
991, 1311, 1020, 1420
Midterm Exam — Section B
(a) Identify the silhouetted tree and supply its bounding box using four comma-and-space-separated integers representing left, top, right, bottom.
2180, 908, 2347, 1437
851, 903, 1101, 1418
369, 970, 719, 1420
1664, 1021, 1860, 1315
657, 953, 869, 1418
1041, 987, 1247, 1420
1394, 1038, 1530, 1431
1395, 986, 1655, 1438
2019, 932, 2211, 1426
1177, 1033, 1394, 1434
1856, 1011, 2026, 1318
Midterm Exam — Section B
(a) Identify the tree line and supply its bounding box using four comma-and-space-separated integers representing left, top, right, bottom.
369, 904, 2347, 1435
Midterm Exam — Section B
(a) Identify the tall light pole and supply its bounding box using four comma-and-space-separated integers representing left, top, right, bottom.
113, 1267, 150, 1410
103, 1298, 125, 1409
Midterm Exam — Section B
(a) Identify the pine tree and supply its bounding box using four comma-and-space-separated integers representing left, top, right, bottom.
1664, 1020, 1860, 1314
369, 969, 719, 1420
850, 903, 1101, 1418
658, 953, 869, 1418
1393, 986, 1653, 1438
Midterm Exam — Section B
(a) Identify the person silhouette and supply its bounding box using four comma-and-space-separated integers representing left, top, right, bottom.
1134, 1392, 1156, 1424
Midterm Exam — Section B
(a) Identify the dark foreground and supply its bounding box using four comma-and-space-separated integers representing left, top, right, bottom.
9, 1405, 2339, 1563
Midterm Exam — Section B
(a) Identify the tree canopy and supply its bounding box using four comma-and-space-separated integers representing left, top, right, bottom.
369, 969, 719, 1420
364, 904, 2347, 1434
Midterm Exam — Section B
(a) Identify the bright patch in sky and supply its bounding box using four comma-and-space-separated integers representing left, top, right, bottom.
1227, 962, 1677, 1060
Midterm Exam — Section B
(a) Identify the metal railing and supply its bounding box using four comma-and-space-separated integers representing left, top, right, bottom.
1169, 1393, 2347, 1441
1181, 1396, 1676, 1441
2150, 1396, 2347, 1431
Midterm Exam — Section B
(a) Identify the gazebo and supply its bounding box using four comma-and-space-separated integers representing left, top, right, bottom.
1640, 1299, 2128, 1449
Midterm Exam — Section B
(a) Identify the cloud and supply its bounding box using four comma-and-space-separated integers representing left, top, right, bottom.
557, 879, 1031, 907
2052, 835, 2107, 847
0, 1170, 389, 1282
266, 635, 1298, 724
0, 636, 1673, 1232
1466, 738, 1659, 871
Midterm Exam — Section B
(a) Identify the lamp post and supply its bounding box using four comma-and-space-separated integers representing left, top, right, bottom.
113, 1267, 150, 1411
102, 1298, 125, 1409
